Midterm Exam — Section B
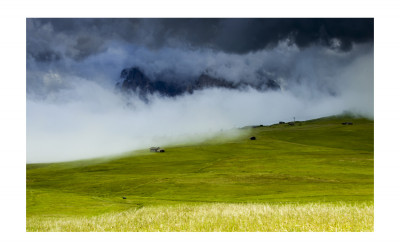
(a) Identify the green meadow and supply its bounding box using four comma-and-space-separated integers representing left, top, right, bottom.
26, 115, 374, 231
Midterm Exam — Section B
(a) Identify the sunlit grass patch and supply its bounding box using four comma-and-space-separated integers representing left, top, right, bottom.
27, 202, 373, 232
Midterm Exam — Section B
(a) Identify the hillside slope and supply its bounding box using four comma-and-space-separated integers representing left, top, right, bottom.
26, 115, 373, 218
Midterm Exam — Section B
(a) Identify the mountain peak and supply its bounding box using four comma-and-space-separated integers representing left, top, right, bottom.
116, 67, 281, 98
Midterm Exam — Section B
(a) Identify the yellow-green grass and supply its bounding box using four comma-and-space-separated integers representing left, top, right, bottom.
26, 114, 373, 231
26, 202, 373, 232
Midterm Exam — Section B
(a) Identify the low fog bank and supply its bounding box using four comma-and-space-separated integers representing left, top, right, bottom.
26, 42, 373, 163
27, 85, 372, 163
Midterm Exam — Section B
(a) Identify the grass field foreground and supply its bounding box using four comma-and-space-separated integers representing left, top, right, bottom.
26, 202, 373, 232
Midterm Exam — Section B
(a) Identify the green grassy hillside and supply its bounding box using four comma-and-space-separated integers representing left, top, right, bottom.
26, 115, 373, 230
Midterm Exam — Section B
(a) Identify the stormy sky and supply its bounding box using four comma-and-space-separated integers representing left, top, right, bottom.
26, 18, 374, 163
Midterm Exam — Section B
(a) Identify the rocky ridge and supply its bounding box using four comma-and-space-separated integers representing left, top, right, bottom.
116, 67, 281, 98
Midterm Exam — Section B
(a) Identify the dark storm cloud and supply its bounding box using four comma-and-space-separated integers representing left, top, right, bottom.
66, 35, 107, 61
27, 18, 111, 63
213, 18, 373, 52
27, 18, 373, 62
28, 49, 62, 62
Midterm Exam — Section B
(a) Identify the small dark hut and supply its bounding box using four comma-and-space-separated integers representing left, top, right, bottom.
150, 147, 165, 152
279, 121, 285, 124
250, 136, 256, 140
150, 147, 159, 152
